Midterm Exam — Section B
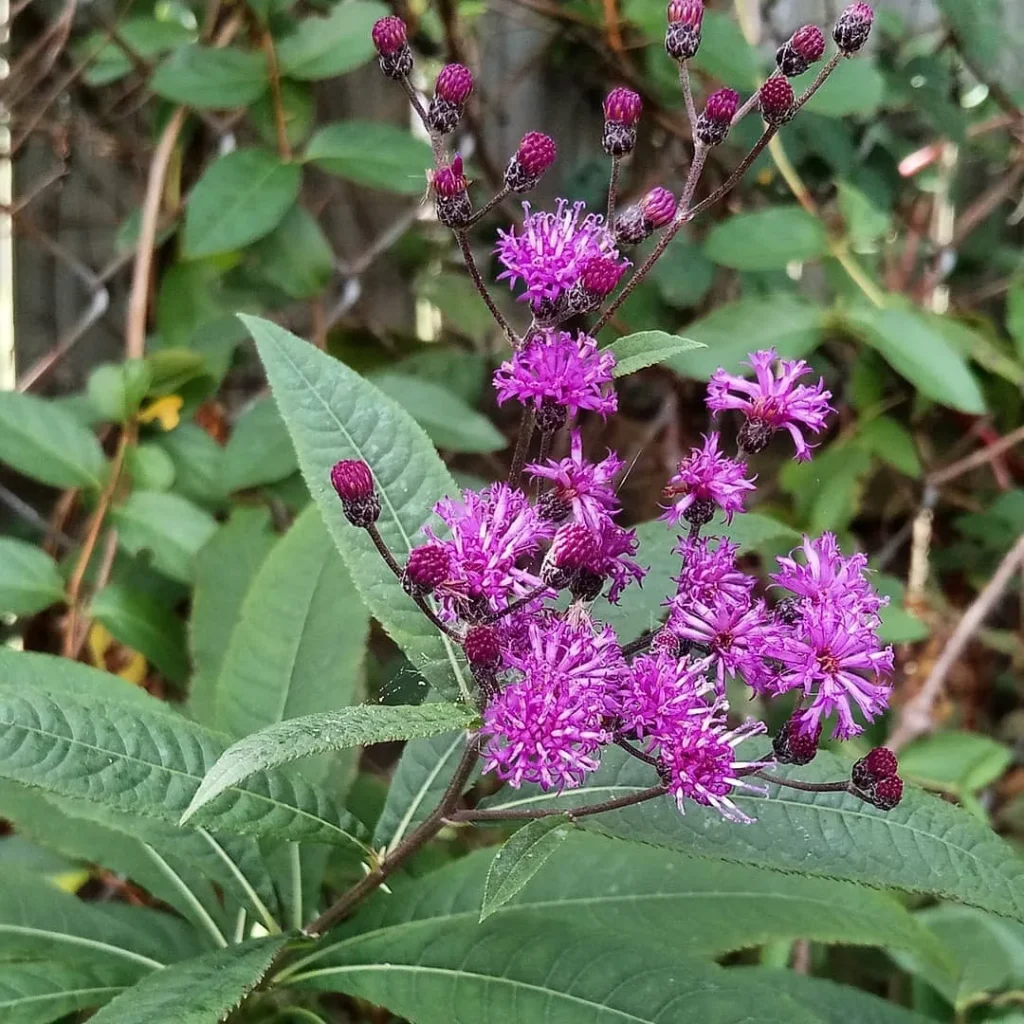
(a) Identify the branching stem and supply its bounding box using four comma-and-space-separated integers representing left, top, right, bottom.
448, 784, 668, 823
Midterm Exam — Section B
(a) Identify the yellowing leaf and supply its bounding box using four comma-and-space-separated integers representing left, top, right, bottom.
138, 394, 184, 431
87, 622, 148, 686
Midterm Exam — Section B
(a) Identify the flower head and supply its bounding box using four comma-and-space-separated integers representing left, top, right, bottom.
427, 483, 553, 620
695, 88, 738, 146
504, 132, 557, 193
432, 156, 471, 227
834, 2, 874, 54
435, 63, 473, 104
660, 714, 769, 822
618, 652, 714, 740
493, 330, 617, 422
665, 0, 703, 62
527, 429, 623, 529
707, 348, 832, 461
759, 78, 794, 126
371, 16, 412, 78
402, 542, 451, 597
496, 200, 625, 313
776, 24, 826, 76
671, 535, 754, 608
661, 432, 755, 526
330, 459, 380, 527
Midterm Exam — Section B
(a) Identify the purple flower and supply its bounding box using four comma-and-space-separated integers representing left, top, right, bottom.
671, 535, 754, 609
707, 348, 833, 461
670, 595, 780, 693
527, 429, 623, 529
481, 617, 626, 789
772, 533, 886, 621
543, 520, 645, 603
772, 605, 893, 740
660, 713, 769, 822
495, 200, 626, 313
617, 652, 714, 740
493, 330, 617, 423
593, 520, 646, 602
662, 432, 755, 526
426, 483, 554, 620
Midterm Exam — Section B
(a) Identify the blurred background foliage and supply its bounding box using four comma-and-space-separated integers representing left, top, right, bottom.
6, 0, 1024, 1019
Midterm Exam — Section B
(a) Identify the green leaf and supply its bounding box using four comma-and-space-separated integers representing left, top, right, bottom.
0, 656, 367, 849
276, 0, 385, 79
669, 295, 824, 380
0, 864, 199, 974
372, 729, 473, 851
127, 443, 176, 491
840, 305, 986, 414
649, 235, 715, 308
606, 331, 704, 377
930, 312, 1024, 388
183, 702, 475, 823
483, 748, 1024, 923
859, 416, 922, 478
250, 82, 315, 151
189, 508, 276, 726
1008, 277, 1024, 362
799, 59, 886, 117
837, 181, 891, 243
289, 915, 827, 1024
391, 348, 487, 405
213, 506, 369, 743
705, 206, 829, 271
932, 0, 1013, 97
184, 149, 302, 259
147, 349, 210, 396
0, 392, 106, 489
0, 539, 64, 615
480, 817, 573, 921
81, 17, 196, 86
371, 373, 506, 454
158, 425, 227, 507
150, 46, 268, 109
222, 396, 298, 492
87, 360, 153, 422
90, 584, 189, 684
739, 969, 936, 1024
311, 832, 949, 971
253, 204, 334, 300
0, 961, 126, 1024
112, 491, 218, 583
714, 511, 801, 551
900, 731, 1012, 797
241, 314, 470, 699
691, 9, 758, 87
305, 122, 433, 195
417, 271, 496, 344
88, 935, 290, 1024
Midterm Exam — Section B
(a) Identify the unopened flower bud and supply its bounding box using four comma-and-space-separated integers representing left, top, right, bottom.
772, 718, 821, 766
694, 88, 738, 147
550, 523, 600, 570
536, 398, 567, 434
463, 623, 501, 666
613, 187, 676, 247
536, 490, 573, 523
759, 77, 795, 127
864, 775, 903, 811
776, 24, 826, 77
737, 417, 774, 456
833, 2, 874, 54
432, 156, 472, 228
330, 459, 380, 527
683, 496, 717, 527
665, 0, 703, 62
851, 746, 898, 790
567, 255, 627, 315
504, 132, 556, 193
651, 627, 682, 657
372, 16, 413, 80
602, 87, 642, 156
428, 63, 474, 134
402, 543, 450, 598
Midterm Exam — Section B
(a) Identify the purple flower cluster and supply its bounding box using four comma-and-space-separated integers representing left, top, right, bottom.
344, 3, 894, 825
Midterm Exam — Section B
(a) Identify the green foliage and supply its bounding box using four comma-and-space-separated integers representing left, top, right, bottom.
150, 46, 268, 109
221, 396, 298, 493
87, 361, 153, 422
253, 204, 334, 300
480, 817, 573, 920
183, 702, 477, 822
0, 539, 64, 616
606, 331, 704, 376
305, 122, 434, 194
0, 961, 126, 1024
705, 207, 829, 271
275, 1, 384, 79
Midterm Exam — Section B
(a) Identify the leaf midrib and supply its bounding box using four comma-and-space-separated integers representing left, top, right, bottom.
0, 700, 360, 846
0, 985, 125, 1009
0, 924, 163, 971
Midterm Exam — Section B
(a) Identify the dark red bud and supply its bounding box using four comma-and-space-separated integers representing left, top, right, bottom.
694, 88, 739, 146
433, 155, 468, 197
833, 2, 874, 54
792, 24, 826, 61
851, 746, 899, 789
604, 87, 643, 126
403, 543, 451, 597
580, 255, 626, 297
371, 15, 407, 55
867, 775, 903, 811
551, 523, 600, 569
330, 459, 374, 501
772, 718, 821, 766
650, 628, 682, 657
435, 63, 474, 105
515, 132, 557, 177
759, 77, 795, 126
463, 623, 501, 666
640, 186, 675, 228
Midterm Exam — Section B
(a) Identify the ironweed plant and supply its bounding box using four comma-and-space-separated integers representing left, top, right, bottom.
4, 3, 1024, 1023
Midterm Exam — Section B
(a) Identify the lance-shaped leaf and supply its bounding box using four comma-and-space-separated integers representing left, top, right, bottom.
0, 961, 127, 1024
184, 702, 476, 823
606, 331, 704, 377
241, 314, 470, 699
88, 935, 290, 1024
0, 658, 367, 850
287, 914, 825, 1024
0, 539, 65, 616
482, 747, 1024, 923
480, 816, 572, 921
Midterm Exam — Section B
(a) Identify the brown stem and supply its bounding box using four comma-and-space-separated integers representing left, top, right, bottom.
606, 156, 621, 222
448, 784, 668, 822
793, 52, 841, 112
483, 584, 552, 622
304, 737, 481, 936
679, 63, 698, 128
507, 408, 536, 486
465, 186, 511, 228
615, 737, 661, 769
621, 631, 654, 658
454, 231, 515, 341
754, 770, 851, 794
685, 128, 774, 220
262, 29, 292, 160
